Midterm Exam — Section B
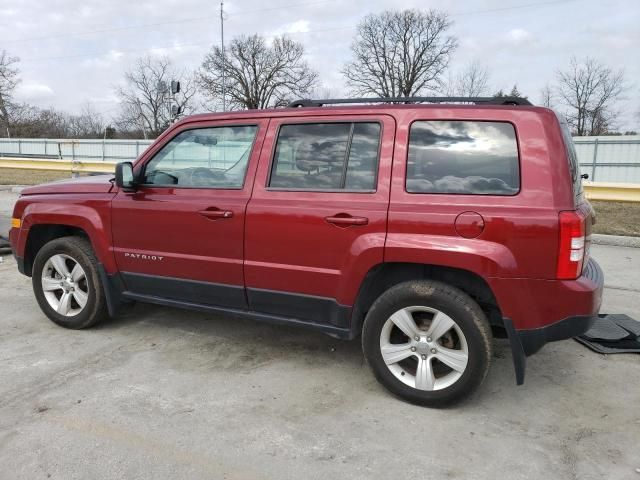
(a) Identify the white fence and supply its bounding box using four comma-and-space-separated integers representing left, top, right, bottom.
1, 135, 639, 183
0, 138, 153, 164
573, 136, 640, 183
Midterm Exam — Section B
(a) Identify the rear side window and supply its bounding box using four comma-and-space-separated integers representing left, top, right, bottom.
269, 122, 381, 191
557, 114, 584, 200
406, 121, 520, 195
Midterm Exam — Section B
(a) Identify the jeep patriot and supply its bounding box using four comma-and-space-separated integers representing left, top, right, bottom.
9, 96, 604, 406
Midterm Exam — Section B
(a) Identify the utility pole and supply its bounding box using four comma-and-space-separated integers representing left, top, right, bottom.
220, 1, 226, 112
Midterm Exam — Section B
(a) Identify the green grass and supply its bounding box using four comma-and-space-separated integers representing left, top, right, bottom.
0, 168, 74, 185
590, 201, 640, 237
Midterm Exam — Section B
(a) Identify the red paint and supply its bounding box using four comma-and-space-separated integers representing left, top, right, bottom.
10, 104, 602, 332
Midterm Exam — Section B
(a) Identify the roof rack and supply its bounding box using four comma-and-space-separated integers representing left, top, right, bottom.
288, 96, 532, 108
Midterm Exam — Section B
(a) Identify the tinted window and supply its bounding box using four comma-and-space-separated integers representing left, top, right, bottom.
269, 122, 381, 191
557, 113, 584, 199
406, 121, 520, 195
143, 125, 257, 188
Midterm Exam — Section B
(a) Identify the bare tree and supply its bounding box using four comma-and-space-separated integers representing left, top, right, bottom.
116, 55, 197, 138
199, 34, 318, 110
556, 57, 625, 136
342, 9, 457, 97
67, 103, 105, 138
0, 50, 20, 137
540, 83, 554, 108
8, 106, 69, 138
443, 61, 490, 97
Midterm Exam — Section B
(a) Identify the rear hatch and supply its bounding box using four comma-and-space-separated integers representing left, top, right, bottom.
557, 113, 595, 271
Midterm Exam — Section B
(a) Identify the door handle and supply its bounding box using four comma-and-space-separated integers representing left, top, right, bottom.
325, 214, 369, 226
198, 209, 234, 219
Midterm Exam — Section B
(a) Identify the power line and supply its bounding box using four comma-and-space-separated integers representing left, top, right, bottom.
5, 0, 576, 46
17, 0, 580, 64
450, 0, 577, 16
2, 0, 340, 45
20, 41, 212, 63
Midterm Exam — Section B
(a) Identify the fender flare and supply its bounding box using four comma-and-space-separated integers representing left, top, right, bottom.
20, 200, 116, 274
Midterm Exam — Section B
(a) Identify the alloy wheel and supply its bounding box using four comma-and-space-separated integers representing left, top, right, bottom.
379, 306, 469, 391
41, 254, 89, 317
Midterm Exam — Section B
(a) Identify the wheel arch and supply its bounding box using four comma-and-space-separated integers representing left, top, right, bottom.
23, 224, 94, 276
351, 262, 504, 336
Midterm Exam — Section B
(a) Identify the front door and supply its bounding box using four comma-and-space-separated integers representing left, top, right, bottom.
111, 119, 268, 309
244, 115, 395, 327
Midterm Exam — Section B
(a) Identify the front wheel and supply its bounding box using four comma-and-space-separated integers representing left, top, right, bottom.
362, 280, 492, 407
32, 236, 108, 329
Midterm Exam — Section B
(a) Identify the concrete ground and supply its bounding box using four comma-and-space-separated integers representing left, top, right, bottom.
0, 189, 16, 239
0, 190, 639, 480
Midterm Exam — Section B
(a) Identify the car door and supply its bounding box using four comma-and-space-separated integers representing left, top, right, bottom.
111, 119, 268, 309
244, 115, 395, 327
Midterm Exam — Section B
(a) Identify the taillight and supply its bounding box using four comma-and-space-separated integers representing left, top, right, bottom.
556, 211, 586, 280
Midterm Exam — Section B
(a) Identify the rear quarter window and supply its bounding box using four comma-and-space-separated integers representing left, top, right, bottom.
406, 120, 520, 195
556, 114, 584, 201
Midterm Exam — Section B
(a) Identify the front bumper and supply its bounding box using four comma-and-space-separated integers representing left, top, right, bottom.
15, 255, 26, 275
504, 257, 604, 384
8, 227, 27, 275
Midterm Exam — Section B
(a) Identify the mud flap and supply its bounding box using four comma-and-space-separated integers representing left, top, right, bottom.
97, 263, 125, 317
503, 317, 526, 385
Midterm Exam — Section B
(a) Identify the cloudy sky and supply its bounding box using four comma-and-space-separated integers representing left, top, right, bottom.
2, 0, 639, 129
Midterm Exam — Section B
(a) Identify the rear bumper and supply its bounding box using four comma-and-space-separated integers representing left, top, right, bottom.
503, 258, 604, 384
517, 258, 603, 355
517, 314, 598, 356
489, 257, 604, 331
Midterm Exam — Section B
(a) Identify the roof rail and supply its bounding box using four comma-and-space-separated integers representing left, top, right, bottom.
288, 96, 533, 108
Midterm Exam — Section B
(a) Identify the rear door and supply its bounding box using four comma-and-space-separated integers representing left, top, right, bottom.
111, 119, 268, 308
243, 114, 395, 327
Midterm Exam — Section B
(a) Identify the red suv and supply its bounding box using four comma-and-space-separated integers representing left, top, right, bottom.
9, 97, 603, 406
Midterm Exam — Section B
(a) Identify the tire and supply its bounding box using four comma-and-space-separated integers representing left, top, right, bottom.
362, 280, 492, 407
32, 236, 108, 329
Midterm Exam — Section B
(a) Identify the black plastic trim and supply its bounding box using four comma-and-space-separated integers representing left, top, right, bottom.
16, 255, 26, 275
517, 314, 598, 356
101, 271, 355, 338
503, 317, 526, 385
121, 291, 354, 339
120, 271, 247, 309
504, 313, 599, 386
246, 287, 351, 328
288, 96, 532, 107
98, 264, 125, 317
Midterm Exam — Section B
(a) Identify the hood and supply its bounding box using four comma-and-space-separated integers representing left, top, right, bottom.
20, 174, 115, 196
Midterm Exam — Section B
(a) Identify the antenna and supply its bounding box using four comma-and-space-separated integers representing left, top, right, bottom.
220, 1, 226, 112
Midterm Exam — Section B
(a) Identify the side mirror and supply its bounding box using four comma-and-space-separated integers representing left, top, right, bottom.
115, 162, 136, 192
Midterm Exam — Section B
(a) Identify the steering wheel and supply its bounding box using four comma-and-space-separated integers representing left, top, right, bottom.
189, 167, 225, 187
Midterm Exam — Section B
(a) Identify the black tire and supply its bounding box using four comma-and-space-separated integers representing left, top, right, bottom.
362, 280, 492, 407
32, 236, 108, 329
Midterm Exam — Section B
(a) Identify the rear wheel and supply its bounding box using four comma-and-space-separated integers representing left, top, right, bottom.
32, 236, 108, 329
362, 280, 492, 407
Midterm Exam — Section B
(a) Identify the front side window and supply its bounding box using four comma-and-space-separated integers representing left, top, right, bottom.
406, 121, 520, 195
143, 125, 258, 188
269, 122, 381, 191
